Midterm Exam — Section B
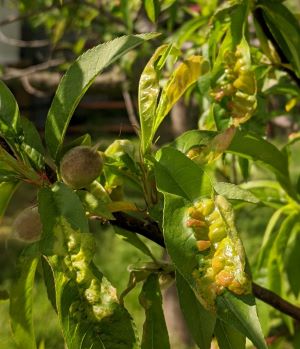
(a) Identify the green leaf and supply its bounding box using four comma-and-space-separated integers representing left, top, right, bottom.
255, 205, 290, 271
214, 182, 259, 204
38, 182, 89, 255
161, 193, 200, 299
172, 130, 295, 198
10, 245, 39, 349
114, 226, 157, 261
155, 147, 212, 201
286, 223, 300, 297
0, 80, 22, 144
0, 181, 18, 220
139, 274, 170, 349
176, 271, 216, 349
215, 319, 245, 349
38, 184, 139, 349
20, 117, 45, 171
61, 133, 92, 157
77, 189, 114, 220
0, 145, 41, 184
169, 17, 207, 48
45, 33, 158, 162
120, 0, 133, 32
268, 213, 299, 295
0, 82, 45, 170
171, 129, 215, 154
144, 0, 160, 23
216, 292, 267, 349
257, 0, 300, 77
41, 257, 57, 313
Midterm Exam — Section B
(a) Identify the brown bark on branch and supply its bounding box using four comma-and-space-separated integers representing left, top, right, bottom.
110, 212, 300, 322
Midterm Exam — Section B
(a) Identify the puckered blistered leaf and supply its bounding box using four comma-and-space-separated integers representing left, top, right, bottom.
139, 274, 170, 349
38, 183, 139, 349
162, 193, 266, 348
162, 193, 251, 312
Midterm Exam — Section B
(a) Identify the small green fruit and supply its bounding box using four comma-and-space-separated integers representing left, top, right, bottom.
60, 146, 103, 189
12, 207, 42, 242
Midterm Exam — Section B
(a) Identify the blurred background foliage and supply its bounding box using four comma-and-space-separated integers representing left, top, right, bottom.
0, 0, 300, 348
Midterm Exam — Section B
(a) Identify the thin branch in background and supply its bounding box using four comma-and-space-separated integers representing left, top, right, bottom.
122, 88, 140, 135
0, 30, 49, 48
253, 283, 300, 322
2, 58, 64, 81
107, 212, 300, 322
20, 76, 50, 97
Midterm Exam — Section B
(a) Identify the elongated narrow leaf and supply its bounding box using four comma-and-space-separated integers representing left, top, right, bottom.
45, 33, 158, 162
268, 213, 299, 295
0, 145, 41, 184
0, 80, 22, 142
0, 82, 44, 170
257, 0, 300, 77
214, 182, 259, 204
255, 205, 291, 271
144, 0, 160, 23
20, 118, 45, 171
161, 193, 197, 287
155, 147, 212, 201
41, 257, 57, 313
216, 292, 267, 349
114, 226, 157, 261
139, 274, 170, 349
215, 319, 245, 349
286, 223, 300, 297
10, 245, 39, 349
139, 45, 171, 154
0, 181, 18, 220
176, 271, 216, 349
38, 183, 88, 255
38, 183, 139, 348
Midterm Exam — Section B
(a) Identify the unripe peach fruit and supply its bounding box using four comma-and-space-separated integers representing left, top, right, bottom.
60, 146, 103, 189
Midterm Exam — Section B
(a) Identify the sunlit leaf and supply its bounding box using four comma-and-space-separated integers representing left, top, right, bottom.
46, 33, 159, 162
217, 292, 267, 349
155, 147, 212, 201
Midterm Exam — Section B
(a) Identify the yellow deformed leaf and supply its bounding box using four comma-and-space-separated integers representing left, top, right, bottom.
187, 126, 236, 165
285, 97, 298, 112
139, 44, 171, 153
155, 56, 208, 130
